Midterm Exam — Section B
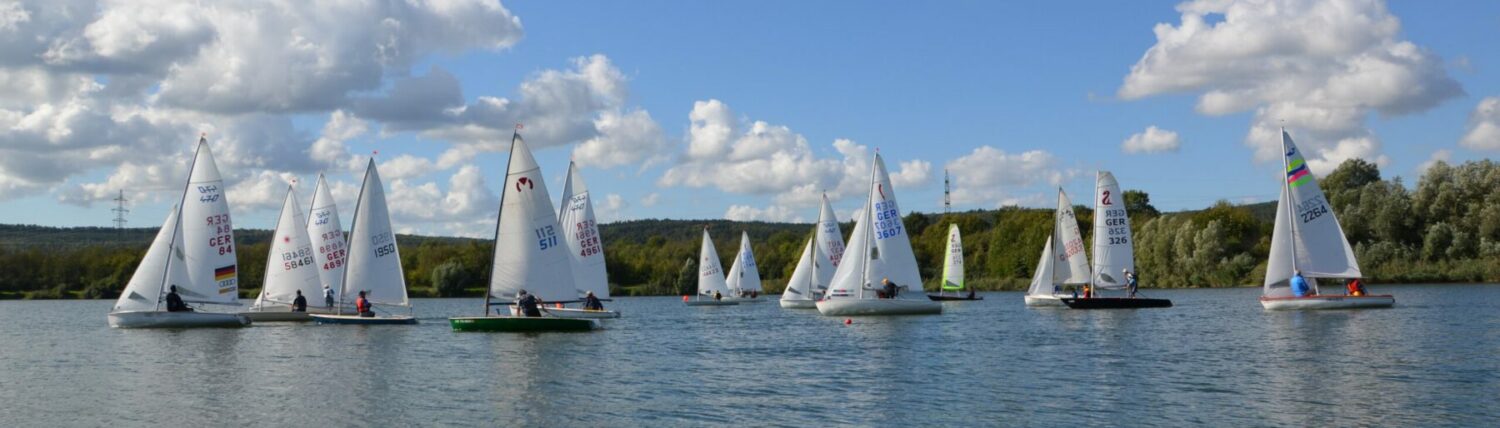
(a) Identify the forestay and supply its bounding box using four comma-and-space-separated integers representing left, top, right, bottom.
307, 174, 347, 294
697, 229, 731, 297
488, 134, 576, 303
1026, 237, 1056, 297
1052, 189, 1091, 286
1263, 130, 1361, 297
824, 153, 924, 300
256, 186, 321, 307
342, 159, 409, 307
1091, 171, 1134, 289
114, 206, 191, 312
725, 231, 762, 294
558, 161, 609, 299
942, 224, 964, 291
178, 138, 240, 305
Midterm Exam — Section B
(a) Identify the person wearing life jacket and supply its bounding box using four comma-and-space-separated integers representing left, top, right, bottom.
1346, 278, 1367, 297
165, 285, 192, 312
323, 285, 335, 308
355, 291, 374, 317
291, 290, 308, 312
515, 290, 542, 317
1125, 269, 1139, 298
1290, 270, 1310, 297
583, 291, 604, 311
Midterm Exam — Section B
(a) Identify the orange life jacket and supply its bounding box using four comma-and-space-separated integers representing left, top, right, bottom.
356, 297, 370, 313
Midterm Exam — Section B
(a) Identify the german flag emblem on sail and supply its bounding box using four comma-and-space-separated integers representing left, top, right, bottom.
214, 265, 237, 281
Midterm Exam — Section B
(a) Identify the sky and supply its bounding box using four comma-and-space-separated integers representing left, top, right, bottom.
1, 0, 1498, 237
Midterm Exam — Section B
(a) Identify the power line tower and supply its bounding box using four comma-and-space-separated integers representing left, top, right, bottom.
943, 169, 951, 214
112, 190, 129, 230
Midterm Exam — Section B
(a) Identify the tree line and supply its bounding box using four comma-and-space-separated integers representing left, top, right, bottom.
1, 159, 1496, 299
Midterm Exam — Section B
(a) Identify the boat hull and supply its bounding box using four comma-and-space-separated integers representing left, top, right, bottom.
1260, 294, 1394, 310
310, 314, 418, 325
1061, 297, 1173, 309
1024, 294, 1066, 307
685, 300, 739, 306
816, 298, 942, 316
927, 294, 982, 301
544, 307, 622, 319
779, 299, 817, 309
726, 297, 766, 303
108, 311, 251, 329
241, 311, 312, 322
448, 316, 598, 332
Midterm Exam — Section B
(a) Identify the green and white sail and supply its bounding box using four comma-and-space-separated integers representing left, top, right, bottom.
941, 224, 964, 291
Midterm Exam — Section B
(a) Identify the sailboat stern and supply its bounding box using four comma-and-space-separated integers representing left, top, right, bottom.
1259, 295, 1394, 310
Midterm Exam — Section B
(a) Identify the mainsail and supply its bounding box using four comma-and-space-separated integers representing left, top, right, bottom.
815, 194, 846, 282
697, 229, 731, 297
307, 173, 347, 294
341, 159, 409, 307
1091, 171, 1134, 289
725, 231, 762, 294
824, 153, 924, 300
256, 185, 320, 307
558, 161, 609, 299
177, 137, 239, 305
941, 224, 964, 291
1263, 130, 1361, 297
1052, 189, 1091, 286
488, 133, 577, 303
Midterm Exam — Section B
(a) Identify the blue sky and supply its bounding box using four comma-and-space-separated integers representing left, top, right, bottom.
1, 0, 1498, 236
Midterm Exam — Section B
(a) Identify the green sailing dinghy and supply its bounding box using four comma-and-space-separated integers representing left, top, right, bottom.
448, 130, 598, 332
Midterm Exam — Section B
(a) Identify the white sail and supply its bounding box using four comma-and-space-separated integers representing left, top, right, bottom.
1263, 130, 1360, 296
783, 238, 820, 300
697, 229, 731, 296
256, 185, 321, 307
307, 173, 347, 295
941, 224, 964, 291
815, 194, 846, 286
558, 161, 609, 299
341, 159, 409, 307
1026, 237, 1056, 297
825, 153, 924, 300
1052, 189, 1091, 285
1091, 171, 1134, 289
488, 134, 576, 303
725, 231, 762, 294
177, 138, 239, 305
114, 206, 190, 312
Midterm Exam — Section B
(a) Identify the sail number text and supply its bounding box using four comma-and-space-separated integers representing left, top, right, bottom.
534, 225, 559, 251
205, 214, 234, 255
1103, 208, 1129, 245
280, 247, 315, 271
372, 233, 396, 258
1296, 196, 1331, 224
572, 219, 601, 257
196, 185, 221, 203
873, 201, 903, 239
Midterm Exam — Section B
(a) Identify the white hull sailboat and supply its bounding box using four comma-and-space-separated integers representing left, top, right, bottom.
725, 231, 764, 302
311, 159, 416, 325
1260, 130, 1392, 310
243, 184, 325, 322
306, 173, 349, 315
1024, 189, 1091, 307
781, 194, 844, 309
687, 228, 739, 306
108, 136, 250, 328
816, 152, 940, 316
448, 131, 599, 332
549, 161, 621, 319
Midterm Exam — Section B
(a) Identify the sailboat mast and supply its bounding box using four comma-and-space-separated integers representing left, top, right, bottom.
1050, 188, 1063, 289
858, 155, 878, 300
336, 160, 374, 316
156, 137, 207, 311
481, 131, 522, 315
1091, 173, 1104, 297
1278, 129, 1303, 289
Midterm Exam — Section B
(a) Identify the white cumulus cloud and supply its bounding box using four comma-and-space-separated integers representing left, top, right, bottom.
944, 146, 1076, 208
1460, 97, 1500, 151
1122, 126, 1181, 154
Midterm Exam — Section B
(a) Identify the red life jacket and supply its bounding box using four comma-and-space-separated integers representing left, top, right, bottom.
356, 297, 370, 313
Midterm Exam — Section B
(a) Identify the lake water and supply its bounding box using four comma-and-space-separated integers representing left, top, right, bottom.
1, 284, 1497, 427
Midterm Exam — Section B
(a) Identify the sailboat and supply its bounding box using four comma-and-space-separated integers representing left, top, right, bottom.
243, 184, 327, 322
928, 224, 980, 301
108, 136, 250, 328
547, 161, 621, 319
1260, 130, 1393, 310
816, 152, 942, 316
311, 159, 417, 324
1061, 172, 1171, 309
724, 231, 764, 302
780, 194, 844, 309
1024, 189, 1090, 307
449, 132, 598, 331
686, 228, 739, 306
307, 173, 349, 312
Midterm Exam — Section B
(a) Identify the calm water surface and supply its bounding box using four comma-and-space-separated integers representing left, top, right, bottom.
1, 284, 1497, 427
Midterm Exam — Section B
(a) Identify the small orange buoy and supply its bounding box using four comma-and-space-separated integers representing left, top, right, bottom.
844, 318, 852, 325
682, 295, 690, 302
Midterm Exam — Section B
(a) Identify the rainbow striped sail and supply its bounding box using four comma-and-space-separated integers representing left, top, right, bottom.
1286, 157, 1311, 187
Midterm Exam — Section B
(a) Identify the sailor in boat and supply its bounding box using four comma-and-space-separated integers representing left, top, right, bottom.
1346, 278, 1368, 297
165, 285, 193, 312
713, 291, 723, 301
355, 291, 374, 317
323, 285, 335, 308
878, 278, 901, 299
1290, 270, 1310, 297
292, 290, 308, 312
583, 291, 605, 311
1125, 269, 1138, 298
516, 290, 543, 317
967, 289, 977, 299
